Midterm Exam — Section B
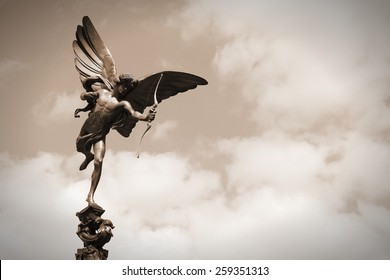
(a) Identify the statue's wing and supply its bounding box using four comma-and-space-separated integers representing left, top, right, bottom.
73, 16, 117, 90
115, 71, 208, 137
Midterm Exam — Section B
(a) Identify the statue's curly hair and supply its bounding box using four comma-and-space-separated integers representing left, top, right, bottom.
118, 73, 135, 84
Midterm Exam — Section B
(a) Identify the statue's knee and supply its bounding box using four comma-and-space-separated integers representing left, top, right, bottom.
94, 158, 103, 168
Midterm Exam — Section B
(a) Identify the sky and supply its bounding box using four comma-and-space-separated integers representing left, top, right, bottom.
0, 0, 390, 259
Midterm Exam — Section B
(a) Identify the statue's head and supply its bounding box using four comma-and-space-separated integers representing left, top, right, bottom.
113, 73, 137, 98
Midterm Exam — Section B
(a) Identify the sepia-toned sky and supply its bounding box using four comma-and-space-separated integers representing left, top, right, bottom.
1, 0, 390, 259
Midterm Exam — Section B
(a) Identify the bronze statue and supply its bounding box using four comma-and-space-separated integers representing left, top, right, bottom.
73, 16, 207, 207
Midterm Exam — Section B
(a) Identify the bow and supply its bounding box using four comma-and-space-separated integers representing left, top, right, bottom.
136, 73, 163, 158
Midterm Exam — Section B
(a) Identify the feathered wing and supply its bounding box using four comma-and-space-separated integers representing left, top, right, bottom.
115, 71, 208, 137
73, 16, 117, 91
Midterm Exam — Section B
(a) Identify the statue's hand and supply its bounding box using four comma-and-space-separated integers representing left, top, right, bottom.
87, 92, 98, 103
74, 108, 81, 118
147, 104, 157, 122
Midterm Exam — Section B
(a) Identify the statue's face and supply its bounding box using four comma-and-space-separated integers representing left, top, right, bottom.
117, 83, 129, 96
115, 81, 134, 98
114, 74, 137, 98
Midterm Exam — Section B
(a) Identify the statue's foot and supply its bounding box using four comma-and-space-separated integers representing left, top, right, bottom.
86, 195, 93, 204
86, 199, 103, 210
79, 154, 94, 170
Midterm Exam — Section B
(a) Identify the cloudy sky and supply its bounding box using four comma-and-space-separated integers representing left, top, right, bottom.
1, 0, 390, 259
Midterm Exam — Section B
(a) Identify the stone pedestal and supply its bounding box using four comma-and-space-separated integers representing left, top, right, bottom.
75, 204, 114, 260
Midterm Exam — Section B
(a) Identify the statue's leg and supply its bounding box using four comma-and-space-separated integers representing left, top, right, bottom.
87, 138, 106, 205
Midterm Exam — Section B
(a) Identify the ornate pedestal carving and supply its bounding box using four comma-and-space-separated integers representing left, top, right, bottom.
75, 204, 114, 260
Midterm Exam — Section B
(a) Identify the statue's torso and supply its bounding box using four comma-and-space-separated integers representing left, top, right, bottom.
82, 90, 123, 134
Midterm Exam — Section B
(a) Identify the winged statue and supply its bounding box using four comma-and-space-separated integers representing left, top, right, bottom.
73, 16, 207, 207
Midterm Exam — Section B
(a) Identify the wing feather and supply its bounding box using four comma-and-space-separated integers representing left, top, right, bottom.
75, 25, 103, 70
73, 16, 117, 90
75, 58, 101, 77
82, 16, 117, 83
73, 41, 102, 73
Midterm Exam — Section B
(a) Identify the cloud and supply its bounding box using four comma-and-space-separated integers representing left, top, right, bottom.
1, 148, 390, 259
167, 1, 390, 167
173, 0, 390, 207
0, 152, 84, 259
151, 120, 178, 141
31, 91, 82, 125
216, 131, 390, 211
212, 32, 390, 139
0, 151, 223, 259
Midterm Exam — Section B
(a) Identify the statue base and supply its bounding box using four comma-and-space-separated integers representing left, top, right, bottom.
75, 203, 114, 260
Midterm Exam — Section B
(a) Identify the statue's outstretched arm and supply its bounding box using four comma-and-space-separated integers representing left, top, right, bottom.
120, 101, 155, 122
